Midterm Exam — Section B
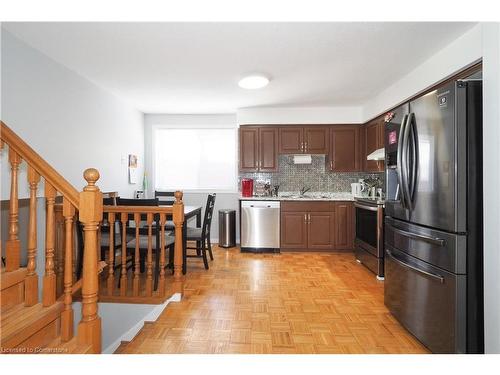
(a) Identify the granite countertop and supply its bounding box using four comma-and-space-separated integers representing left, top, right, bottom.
239, 192, 355, 201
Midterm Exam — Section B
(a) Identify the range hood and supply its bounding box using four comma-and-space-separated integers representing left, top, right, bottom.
367, 148, 385, 161
293, 154, 312, 164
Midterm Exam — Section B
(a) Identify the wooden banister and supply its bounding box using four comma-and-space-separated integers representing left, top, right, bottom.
0, 121, 79, 207
99, 192, 184, 300
1, 122, 104, 353
77, 168, 102, 353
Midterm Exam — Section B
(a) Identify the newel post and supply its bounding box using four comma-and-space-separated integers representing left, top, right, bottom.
77, 168, 102, 353
172, 191, 185, 293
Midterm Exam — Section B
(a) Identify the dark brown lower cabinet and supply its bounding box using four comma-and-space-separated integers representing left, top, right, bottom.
308, 212, 335, 250
280, 201, 353, 251
334, 202, 354, 250
280, 212, 308, 249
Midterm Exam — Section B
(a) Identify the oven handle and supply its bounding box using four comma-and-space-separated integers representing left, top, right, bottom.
390, 226, 445, 246
386, 249, 444, 283
354, 203, 379, 212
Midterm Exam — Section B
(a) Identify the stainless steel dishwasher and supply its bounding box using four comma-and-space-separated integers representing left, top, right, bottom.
240, 200, 280, 253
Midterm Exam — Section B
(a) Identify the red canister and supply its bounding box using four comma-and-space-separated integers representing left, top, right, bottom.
241, 178, 254, 197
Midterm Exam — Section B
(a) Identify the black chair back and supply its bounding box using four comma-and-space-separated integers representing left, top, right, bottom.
201, 194, 216, 240
116, 197, 159, 220
116, 197, 160, 237
155, 191, 176, 206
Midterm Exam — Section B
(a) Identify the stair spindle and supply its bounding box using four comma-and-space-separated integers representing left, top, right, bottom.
43, 182, 57, 306
173, 191, 184, 293
146, 213, 153, 297
6, 148, 22, 271
133, 212, 140, 296
55, 205, 65, 296
77, 168, 102, 353
159, 213, 167, 296
120, 212, 128, 296
107, 212, 115, 296
61, 198, 75, 342
25, 166, 40, 306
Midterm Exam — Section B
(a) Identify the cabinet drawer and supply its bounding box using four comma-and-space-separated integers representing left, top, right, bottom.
281, 201, 334, 212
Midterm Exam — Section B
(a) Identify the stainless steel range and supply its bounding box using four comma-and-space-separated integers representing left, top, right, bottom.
354, 197, 385, 280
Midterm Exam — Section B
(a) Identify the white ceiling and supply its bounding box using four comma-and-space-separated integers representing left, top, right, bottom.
3, 22, 476, 113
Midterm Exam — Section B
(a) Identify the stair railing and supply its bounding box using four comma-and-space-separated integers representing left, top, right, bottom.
1, 121, 101, 353
99, 192, 184, 301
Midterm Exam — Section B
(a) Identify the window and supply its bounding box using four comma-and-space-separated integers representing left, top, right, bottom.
154, 127, 237, 191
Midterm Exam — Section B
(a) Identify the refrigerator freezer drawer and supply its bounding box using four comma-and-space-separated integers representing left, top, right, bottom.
385, 217, 466, 274
384, 245, 466, 353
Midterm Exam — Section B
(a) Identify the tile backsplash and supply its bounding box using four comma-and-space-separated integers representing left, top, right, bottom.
239, 155, 384, 193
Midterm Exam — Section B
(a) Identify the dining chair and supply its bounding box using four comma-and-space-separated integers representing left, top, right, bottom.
154, 190, 176, 229
185, 193, 216, 270
76, 196, 130, 280
117, 197, 175, 291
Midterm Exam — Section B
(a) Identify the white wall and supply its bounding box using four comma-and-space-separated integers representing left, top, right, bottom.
1, 29, 144, 200
363, 24, 483, 121
237, 106, 363, 125
482, 22, 500, 354
144, 114, 240, 243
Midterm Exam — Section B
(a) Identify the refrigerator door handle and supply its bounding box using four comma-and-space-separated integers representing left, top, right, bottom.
407, 113, 418, 204
386, 249, 444, 283
390, 225, 446, 246
397, 114, 408, 208
401, 112, 413, 210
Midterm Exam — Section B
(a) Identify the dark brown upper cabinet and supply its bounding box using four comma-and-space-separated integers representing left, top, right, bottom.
304, 127, 329, 154
239, 126, 278, 172
328, 125, 361, 172
363, 117, 385, 172
279, 126, 328, 154
279, 127, 303, 154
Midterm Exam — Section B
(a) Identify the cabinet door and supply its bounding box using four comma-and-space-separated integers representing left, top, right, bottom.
307, 212, 335, 250
377, 120, 385, 149
364, 121, 379, 172
239, 127, 259, 171
334, 202, 354, 250
376, 120, 385, 171
329, 126, 360, 172
279, 127, 303, 154
259, 127, 278, 171
280, 211, 308, 249
304, 127, 329, 154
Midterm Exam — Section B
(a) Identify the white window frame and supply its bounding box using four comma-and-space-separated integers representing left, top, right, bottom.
151, 123, 239, 194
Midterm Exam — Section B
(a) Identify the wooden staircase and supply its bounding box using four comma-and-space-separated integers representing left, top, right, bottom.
0, 121, 102, 353
1, 121, 186, 354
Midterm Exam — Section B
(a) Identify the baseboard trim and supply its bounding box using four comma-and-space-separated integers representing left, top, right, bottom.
103, 292, 181, 354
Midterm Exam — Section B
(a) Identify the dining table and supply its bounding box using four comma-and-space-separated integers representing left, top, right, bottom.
162, 205, 202, 274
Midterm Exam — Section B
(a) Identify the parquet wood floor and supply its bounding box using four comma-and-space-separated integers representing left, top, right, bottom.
115, 246, 429, 354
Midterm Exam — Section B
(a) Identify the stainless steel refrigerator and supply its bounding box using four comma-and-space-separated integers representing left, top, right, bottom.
384, 79, 483, 353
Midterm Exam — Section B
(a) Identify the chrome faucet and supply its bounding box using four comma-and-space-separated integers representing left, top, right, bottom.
299, 186, 311, 196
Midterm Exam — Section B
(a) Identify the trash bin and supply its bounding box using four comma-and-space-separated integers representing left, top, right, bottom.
218, 209, 236, 248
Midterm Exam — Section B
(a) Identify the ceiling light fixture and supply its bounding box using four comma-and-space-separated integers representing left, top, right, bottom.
238, 75, 270, 89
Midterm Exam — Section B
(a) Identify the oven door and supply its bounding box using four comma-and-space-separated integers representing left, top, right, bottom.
354, 203, 379, 256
